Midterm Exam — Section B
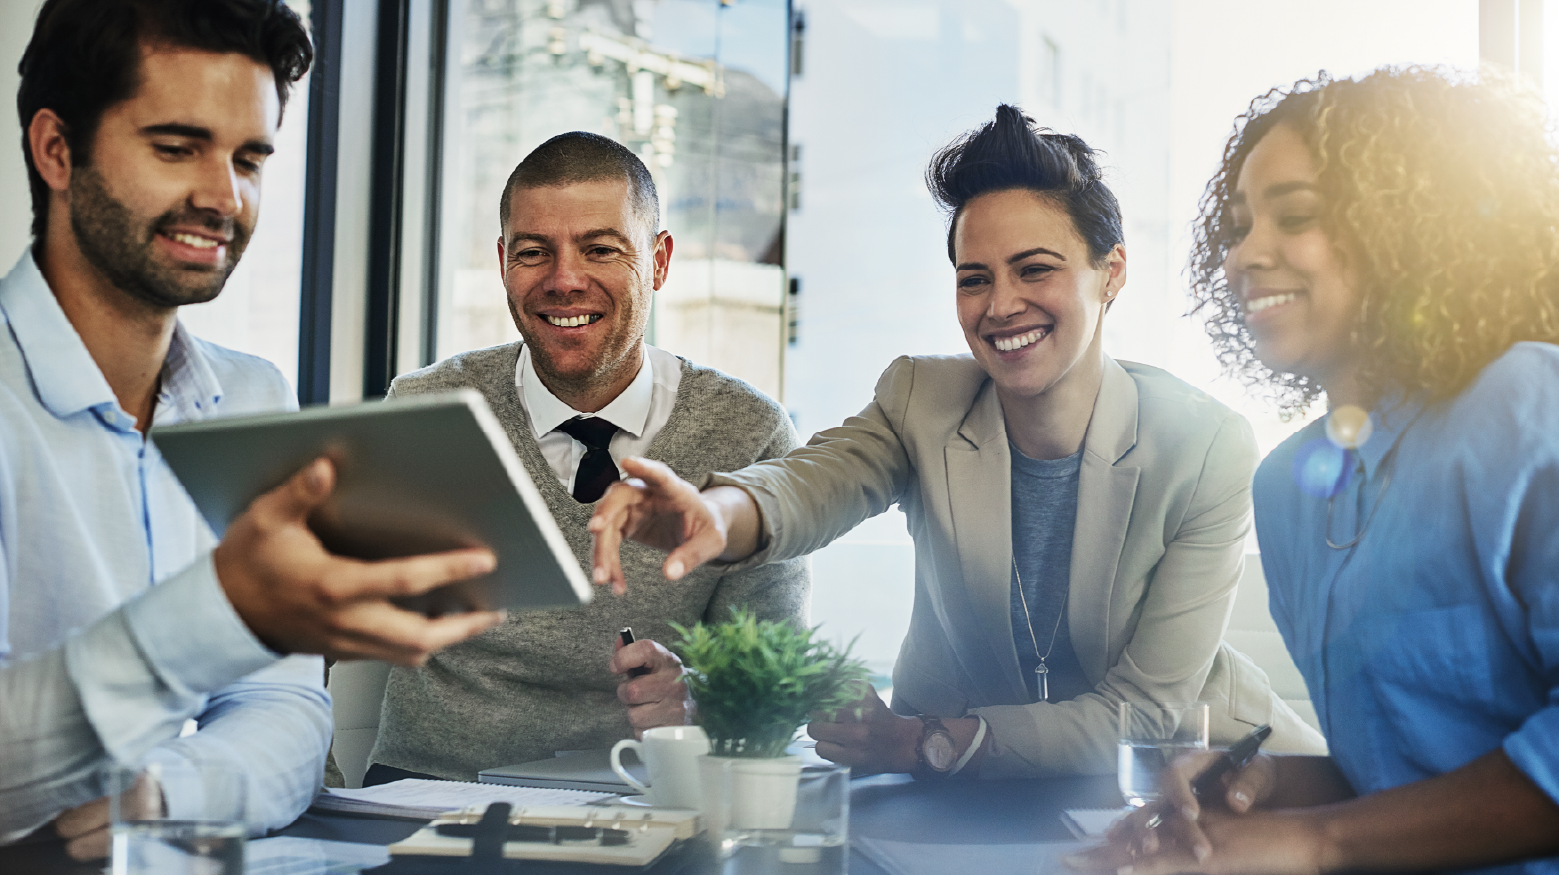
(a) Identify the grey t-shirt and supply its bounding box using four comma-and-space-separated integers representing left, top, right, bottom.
1009, 443, 1091, 703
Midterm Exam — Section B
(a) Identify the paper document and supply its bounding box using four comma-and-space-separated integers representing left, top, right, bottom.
854, 836, 1087, 875
1060, 807, 1132, 840
311, 779, 614, 820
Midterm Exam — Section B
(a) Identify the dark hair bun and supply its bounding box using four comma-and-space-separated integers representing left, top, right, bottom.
925, 104, 1122, 265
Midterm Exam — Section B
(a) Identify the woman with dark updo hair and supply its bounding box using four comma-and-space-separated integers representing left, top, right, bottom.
1074, 66, 1559, 875
587, 105, 1322, 778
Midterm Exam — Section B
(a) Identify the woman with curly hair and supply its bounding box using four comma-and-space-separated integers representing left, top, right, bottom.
1072, 66, 1559, 875
585, 105, 1323, 779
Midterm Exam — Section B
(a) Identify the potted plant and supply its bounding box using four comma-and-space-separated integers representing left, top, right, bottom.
671, 608, 867, 831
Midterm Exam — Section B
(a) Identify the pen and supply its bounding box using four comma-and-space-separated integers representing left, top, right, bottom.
1190, 723, 1271, 799
619, 627, 651, 678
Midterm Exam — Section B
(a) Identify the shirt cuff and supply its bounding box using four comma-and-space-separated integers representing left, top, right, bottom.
700, 472, 781, 572
120, 551, 279, 694
1503, 707, 1559, 806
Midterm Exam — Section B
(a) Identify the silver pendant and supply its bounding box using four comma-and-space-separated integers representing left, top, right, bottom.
1036, 661, 1050, 702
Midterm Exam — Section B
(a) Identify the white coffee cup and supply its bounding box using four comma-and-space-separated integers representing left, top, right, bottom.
610, 725, 710, 809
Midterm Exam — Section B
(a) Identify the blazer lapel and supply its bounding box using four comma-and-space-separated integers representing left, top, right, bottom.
1069, 358, 1141, 684
945, 379, 1029, 704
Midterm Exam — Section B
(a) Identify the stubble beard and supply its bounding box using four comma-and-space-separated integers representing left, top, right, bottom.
510, 295, 647, 405
68, 165, 249, 310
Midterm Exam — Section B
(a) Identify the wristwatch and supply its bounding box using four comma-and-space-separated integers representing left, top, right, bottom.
915, 716, 957, 776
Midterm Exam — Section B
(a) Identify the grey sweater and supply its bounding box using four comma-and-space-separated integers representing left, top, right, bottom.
368, 342, 810, 780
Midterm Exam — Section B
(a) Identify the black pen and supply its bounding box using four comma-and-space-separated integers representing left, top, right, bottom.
619, 627, 651, 678
1191, 723, 1271, 799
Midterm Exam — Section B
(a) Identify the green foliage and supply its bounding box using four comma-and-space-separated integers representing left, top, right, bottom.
671, 608, 869, 759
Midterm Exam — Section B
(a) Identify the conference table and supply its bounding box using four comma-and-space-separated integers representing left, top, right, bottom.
4, 771, 1126, 874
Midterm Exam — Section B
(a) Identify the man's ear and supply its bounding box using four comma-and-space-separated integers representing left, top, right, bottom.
496, 235, 506, 277
28, 109, 74, 194
651, 230, 673, 290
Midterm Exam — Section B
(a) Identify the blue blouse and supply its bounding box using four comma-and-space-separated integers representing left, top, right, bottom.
1254, 343, 1559, 875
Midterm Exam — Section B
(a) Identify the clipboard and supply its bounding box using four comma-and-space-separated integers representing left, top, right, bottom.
388, 804, 698, 867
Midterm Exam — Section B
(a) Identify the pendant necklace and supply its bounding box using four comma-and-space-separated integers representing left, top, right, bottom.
1013, 556, 1068, 702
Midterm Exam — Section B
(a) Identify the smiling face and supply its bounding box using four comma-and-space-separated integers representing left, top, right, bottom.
67, 47, 278, 308
499, 177, 671, 411
953, 188, 1125, 405
1225, 123, 1361, 388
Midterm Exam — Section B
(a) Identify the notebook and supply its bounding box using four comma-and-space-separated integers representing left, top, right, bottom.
1060, 807, 1131, 840
479, 748, 642, 794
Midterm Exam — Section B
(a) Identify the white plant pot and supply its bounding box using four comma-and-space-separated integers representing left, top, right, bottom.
698, 754, 802, 836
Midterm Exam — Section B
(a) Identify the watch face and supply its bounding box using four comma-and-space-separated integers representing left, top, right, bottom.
924, 731, 957, 771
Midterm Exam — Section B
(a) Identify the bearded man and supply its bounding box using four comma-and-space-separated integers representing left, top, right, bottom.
1, 0, 503, 859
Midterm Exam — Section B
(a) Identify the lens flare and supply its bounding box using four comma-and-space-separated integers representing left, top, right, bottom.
1293, 438, 1354, 498
1325, 405, 1373, 450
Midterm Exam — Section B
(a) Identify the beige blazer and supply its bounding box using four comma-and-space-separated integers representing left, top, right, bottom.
711, 354, 1325, 777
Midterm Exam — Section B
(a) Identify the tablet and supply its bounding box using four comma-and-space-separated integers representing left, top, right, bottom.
151, 389, 592, 615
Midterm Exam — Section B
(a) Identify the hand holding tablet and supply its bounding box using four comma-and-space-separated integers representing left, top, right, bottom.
155, 390, 592, 663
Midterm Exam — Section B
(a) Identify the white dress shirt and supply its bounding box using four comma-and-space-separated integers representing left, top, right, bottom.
0, 253, 330, 841
516, 343, 683, 493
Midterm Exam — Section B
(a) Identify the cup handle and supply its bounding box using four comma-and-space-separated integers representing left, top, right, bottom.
610, 739, 652, 796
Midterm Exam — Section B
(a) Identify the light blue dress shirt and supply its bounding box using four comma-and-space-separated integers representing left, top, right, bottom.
0, 253, 331, 841
1255, 342, 1559, 875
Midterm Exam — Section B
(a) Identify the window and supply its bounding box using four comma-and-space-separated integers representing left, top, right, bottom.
177, 0, 312, 394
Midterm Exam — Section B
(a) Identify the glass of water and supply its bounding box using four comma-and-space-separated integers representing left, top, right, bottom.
109, 761, 247, 875
1117, 701, 1210, 808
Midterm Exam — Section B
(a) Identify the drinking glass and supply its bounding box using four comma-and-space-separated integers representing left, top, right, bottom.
109, 761, 247, 875
701, 759, 848, 875
1117, 701, 1210, 807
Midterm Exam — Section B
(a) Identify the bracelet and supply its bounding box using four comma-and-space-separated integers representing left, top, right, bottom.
946, 716, 987, 777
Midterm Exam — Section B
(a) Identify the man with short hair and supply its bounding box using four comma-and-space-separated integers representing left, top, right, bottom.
1, 0, 503, 856
365, 132, 809, 783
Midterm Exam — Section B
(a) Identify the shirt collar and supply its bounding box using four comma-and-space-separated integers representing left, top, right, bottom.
517, 342, 655, 438
154, 321, 224, 425
0, 252, 223, 424
1342, 394, 1426, 481
0, 251, 118, 418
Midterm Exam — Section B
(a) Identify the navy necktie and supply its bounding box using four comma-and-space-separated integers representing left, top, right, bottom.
556, 417, 621, 503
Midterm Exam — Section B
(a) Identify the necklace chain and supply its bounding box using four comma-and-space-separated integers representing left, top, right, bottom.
1013, 556, 1067, 702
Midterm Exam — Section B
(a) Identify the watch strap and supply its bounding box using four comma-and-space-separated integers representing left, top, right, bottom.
946, 715, 986, 777
915, 715, 955, 775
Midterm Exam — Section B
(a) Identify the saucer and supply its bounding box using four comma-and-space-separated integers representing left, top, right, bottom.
617, 794, 652, 807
